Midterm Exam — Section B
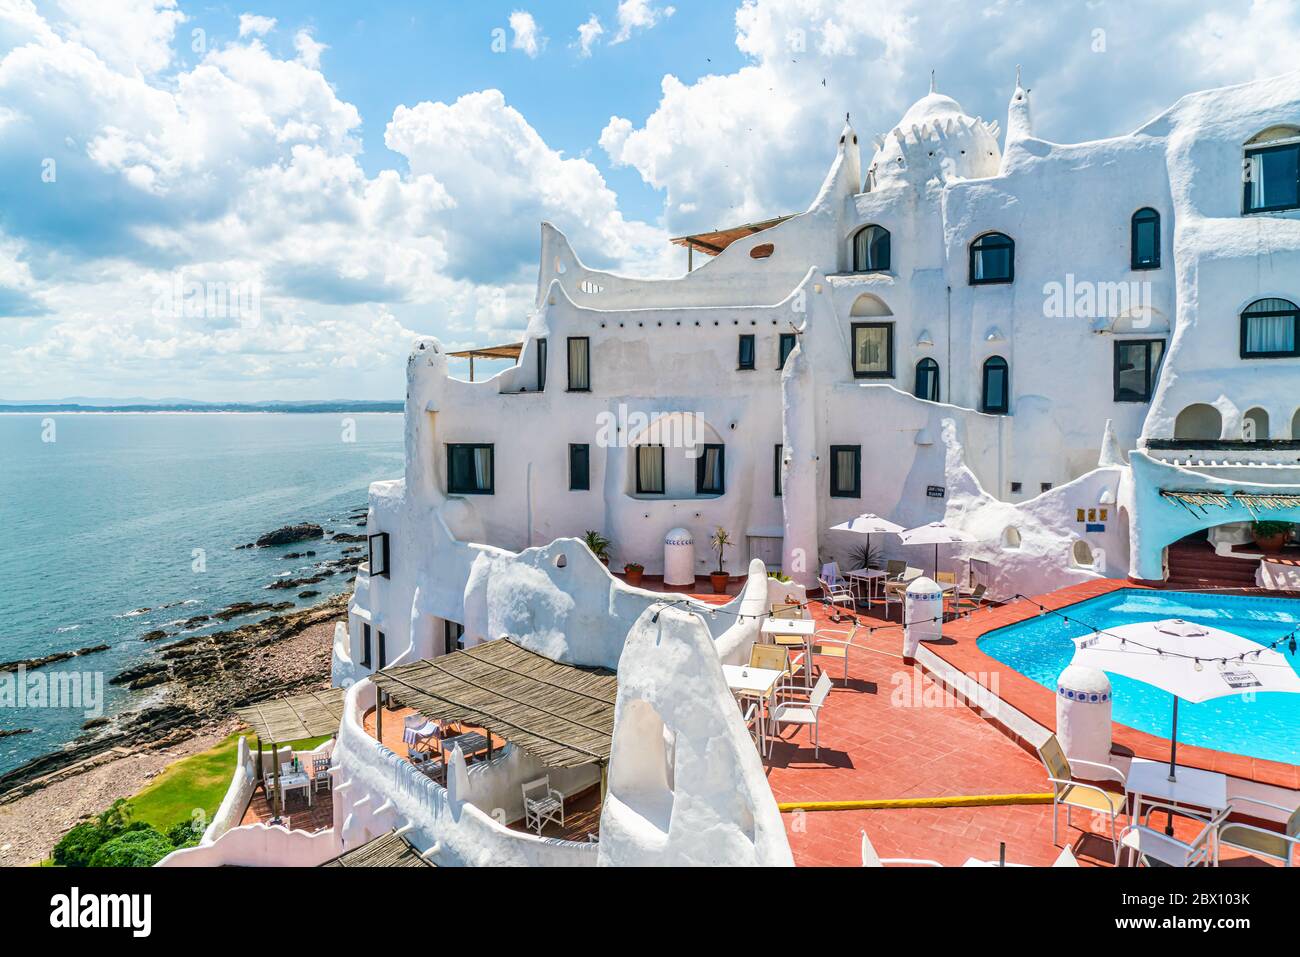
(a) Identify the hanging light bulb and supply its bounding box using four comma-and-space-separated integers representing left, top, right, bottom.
1193, 658, 1203, 672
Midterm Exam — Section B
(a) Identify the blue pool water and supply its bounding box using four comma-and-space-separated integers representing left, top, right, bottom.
978, 590, 1300, 765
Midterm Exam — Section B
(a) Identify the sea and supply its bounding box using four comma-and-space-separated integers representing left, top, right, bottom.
0, 413, 405, 776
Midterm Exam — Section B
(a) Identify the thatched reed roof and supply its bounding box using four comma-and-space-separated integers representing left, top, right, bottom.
234, 687, 346, 744
371, 639, 616, 769
321, 831, 433, 868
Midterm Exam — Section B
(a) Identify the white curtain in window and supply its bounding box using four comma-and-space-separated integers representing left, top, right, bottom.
638, 445, 664, 492
701, 446, 722, 491
1249, 152, 1266, 210
568, 338, 590, 390
473, 447, 492, 490
855, 327, 888, 373
1247, 315, 1294, 353
835, 450, 856, 491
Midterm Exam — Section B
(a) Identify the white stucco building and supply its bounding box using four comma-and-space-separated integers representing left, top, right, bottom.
174, 69, 1300, 868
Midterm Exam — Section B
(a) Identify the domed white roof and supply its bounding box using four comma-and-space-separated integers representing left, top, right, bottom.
865, 85, 1002, 191
898, 91, 969, 128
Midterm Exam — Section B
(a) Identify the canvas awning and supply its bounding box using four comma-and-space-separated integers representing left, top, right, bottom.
371, 638, 616, 769
234, 687, 346, 744
321, 831, 434, 868
669, 214, 795, 256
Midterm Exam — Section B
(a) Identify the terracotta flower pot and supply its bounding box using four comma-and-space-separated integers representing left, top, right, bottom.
710, 572, 730, 594
624, 567, 644, 586
1254, 532, 1288, 555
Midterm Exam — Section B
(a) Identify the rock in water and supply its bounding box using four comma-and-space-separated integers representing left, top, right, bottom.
255, 523, 324, 547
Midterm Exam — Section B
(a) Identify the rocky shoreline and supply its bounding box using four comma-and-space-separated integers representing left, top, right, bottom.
0, 517, 366, 805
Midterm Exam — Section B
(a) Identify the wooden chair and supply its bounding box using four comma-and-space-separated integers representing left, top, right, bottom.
1037, 734, 1128, 864
770, 602, 805, 620
311, 757, 332, 794
522, 777, 565, 836
812, 621, 857, 685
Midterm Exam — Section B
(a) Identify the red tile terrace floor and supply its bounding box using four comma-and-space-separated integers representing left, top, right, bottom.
713, 587, 1277, 867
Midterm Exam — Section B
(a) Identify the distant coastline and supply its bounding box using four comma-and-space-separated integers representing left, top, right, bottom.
0, 401, 403, 414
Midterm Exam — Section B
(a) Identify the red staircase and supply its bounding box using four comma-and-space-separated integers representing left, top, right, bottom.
1164, 541, 1260, 590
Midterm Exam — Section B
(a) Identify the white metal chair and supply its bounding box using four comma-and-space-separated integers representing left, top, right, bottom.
1120, 803, 1228, 868
521, 776, 565, 836
771, 671, 834, 758
1217, 797, 1299, 867
1036, 734, 1128, 865
741, 702, 761, 750
818, 576, 855, 622
812, 621, 857, 685
860, 830, 942, 867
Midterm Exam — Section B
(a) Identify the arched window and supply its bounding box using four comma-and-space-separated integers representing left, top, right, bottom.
981, 356, 1009, 414
1174, 403, 1222, 441
1241, 298, 1300, 358
914, 358, 940, 401
1242, 407, 1270, 442
852, 225, 891, 272
1131, 208, 1160, 270
969, 232, 1014, 284
1243, 126, 1300, 214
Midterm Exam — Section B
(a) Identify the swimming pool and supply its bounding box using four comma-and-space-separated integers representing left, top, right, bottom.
977, 590, 1300, 765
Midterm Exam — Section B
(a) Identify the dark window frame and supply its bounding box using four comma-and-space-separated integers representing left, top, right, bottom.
981, 356, 1010, 414
566, 336, 590, 392
447, 442, 495, 495
851, 224, 891, 272
443, 620, 465, 656
1240, 298, 1300, 359
695, 443, 726, 495
851, 321, 895, 379
1130, 208, 1161, 270
569, 443, 591, 491
1243, 141, 1300, 214
778, 333, 797, 369
737, 334, 756, 370
914, 357, 940, 401
361, 623, 372, 669
377, 630, 387, 670
774, 444, 783, 497
1112, 338, 1166, 402
536, 337, 548, 391
829, 445, 862, 498
366, 532, 390, 578
635, 443, 665, 494
969, 232, 1015, 285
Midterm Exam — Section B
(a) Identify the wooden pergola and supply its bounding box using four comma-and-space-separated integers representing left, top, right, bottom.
446, 342, 523, 382
234, 687, 346, 820
669, 214, 795, 270
370, 638, 616, 778
321, 830, 434, 868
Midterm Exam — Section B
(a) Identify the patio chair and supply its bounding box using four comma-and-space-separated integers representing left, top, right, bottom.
1036, 734, 1128, 864
884, 560, 907, 581
770, 602, 805, 620
883, 569, 922, 616
860, 830, 942, 867
953, 583, 988, 614
312, 757, 332, 794
1217, 797, 1299, 867
771, 671, 834, 758
818, 576, 855, 622
741, 702, 761, 749
812, 621, 857, 685
820, 562, 844, 587
522, 777, 565, 836
1120, 803, 1229, 868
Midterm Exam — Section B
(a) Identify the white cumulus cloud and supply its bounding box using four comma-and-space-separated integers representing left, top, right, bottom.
611, 0, 675, 44
509, 10, 545, 58
575, 13, 604, 57
238, 13, 276, 37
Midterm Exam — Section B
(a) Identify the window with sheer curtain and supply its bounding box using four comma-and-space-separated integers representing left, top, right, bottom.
636, 444, 664, 494
447, 443, 494, 494
852, 322, 893, 378
696, 444, 725, 494
567, 336, 590, 391
970, 232, 1014, 284
1244, 139, 1300, 214
829, 445, 860, 497
914, 358, 940, 401
1241, 298, 1299, 358
852, 224, 891, 272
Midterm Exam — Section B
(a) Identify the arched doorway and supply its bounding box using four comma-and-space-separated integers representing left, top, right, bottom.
1174, 403, 1222, 441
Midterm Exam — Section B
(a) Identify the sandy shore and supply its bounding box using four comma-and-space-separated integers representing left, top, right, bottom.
0, 612, 343, 866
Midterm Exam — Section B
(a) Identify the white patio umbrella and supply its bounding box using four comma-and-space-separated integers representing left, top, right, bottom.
1071, 618, 1300, 782
898, 521, 979, 578
828, 513, 903, 566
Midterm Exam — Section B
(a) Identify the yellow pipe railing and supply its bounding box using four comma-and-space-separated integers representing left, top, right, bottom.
777, 793, 1053, 813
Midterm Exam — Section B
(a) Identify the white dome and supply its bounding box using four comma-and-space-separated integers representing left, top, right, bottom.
898, 91, 968, 127
866, 88, 1002, 191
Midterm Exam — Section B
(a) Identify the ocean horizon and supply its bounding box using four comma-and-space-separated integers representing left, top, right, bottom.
0, 412, 404, 775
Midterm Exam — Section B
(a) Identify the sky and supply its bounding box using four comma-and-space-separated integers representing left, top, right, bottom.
2, 0, 1299, 400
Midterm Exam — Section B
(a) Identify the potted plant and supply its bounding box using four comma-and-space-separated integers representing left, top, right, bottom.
623, 562, 644, 587
1251, 520, 1291, 555
709, 526, 732, 593
583, 530, 612, 565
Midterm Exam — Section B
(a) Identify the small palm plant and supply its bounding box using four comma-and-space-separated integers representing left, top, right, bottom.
710, 526, 732, 574
583, 530, 611, 563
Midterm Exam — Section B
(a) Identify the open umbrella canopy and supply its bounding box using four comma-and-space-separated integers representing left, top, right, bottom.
899, 521, 979, 577
1071, 619, 1300, 703
829, 513, 904, 535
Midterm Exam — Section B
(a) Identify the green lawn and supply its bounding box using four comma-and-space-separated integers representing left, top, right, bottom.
125, 732, 331, 833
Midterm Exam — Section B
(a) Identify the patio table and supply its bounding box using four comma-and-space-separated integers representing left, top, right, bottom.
441, 731, 490, 765
278, 771, 312, 808
845, 568, 885, 608
723, 664, 784, 757
1125, 758, 1227, 818
761, 617, 815, 690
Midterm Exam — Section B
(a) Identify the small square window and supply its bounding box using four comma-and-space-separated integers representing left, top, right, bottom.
1040, 482, 1053, 493
1010, 482, 1022, 493
367, 532, 390, 578
447, 443, 494, 494
829, 445, 861, 498
738, 334, 756, 370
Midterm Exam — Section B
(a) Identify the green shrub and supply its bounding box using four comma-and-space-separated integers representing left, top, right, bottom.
1252, 520, 1292, 537
87, 827, 175, 868
51, 822, 109, 868
166, 819, 203, 849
